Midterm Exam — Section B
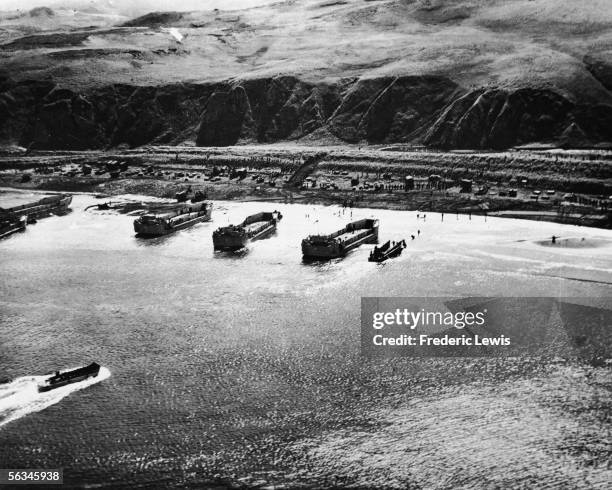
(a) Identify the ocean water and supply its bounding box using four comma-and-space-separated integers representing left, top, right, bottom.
0, 193, 611, 488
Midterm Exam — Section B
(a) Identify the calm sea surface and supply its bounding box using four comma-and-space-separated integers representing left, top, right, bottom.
1, 193, 611, 488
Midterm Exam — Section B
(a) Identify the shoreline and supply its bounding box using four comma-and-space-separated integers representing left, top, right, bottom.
2, 181, 608, 230
1, 146, 610, 229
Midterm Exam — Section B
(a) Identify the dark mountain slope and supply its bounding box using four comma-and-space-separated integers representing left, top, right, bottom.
1, 1, 612, 149
1, 74, 610, 149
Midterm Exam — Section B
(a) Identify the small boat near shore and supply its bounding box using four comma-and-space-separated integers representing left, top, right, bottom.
37, 363, 100, 393
213, 211, 282, 251
368, 239, 406, 262
0, 194, 72, 220
302, 218, 379, 259
134, 201, 213, 237
0, 215, 27, 239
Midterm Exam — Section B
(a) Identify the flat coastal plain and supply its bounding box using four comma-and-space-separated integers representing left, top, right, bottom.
1, 144, 610, 228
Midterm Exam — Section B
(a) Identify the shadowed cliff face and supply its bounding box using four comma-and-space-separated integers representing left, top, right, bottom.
1, 75, 611, 150
423, 88, 612, 149
1, 1, 612, 149
196, 77, 343, 146
328, 77, 462, 144
423, 89, 573, 149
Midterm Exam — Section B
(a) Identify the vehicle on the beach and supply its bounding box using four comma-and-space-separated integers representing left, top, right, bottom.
301, 218, 379, 259
213, 211, 282, 251
475, 185, 489, 195
133, 201, 213, 237
563, 193, 578, 202
38, 363, 100, 393
368, 239, 407, 263
191, 190, 207, 203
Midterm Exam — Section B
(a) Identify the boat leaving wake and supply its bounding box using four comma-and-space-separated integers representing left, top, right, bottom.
0, 367, 110, 428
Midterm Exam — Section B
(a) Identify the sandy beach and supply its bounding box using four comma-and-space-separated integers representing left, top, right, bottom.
1, 145, 610, 229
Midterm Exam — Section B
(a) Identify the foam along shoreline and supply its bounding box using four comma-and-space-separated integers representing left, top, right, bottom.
0, 367, 110, 428
535, 237, 612, 248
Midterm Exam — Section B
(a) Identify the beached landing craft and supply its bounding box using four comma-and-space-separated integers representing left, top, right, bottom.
38, 363, 100, 392
213, 211, 282, 251
302, 218, 379, 260
0, 194, 72, 221
368, 239, 407, 263
134, 201, 213, 237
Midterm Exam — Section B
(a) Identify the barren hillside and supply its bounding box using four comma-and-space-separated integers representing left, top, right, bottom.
1, 0, 611, 149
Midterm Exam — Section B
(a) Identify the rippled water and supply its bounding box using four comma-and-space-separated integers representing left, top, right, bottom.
0, 193, 611, 488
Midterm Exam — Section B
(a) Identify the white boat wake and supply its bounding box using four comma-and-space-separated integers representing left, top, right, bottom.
0, 367, 110, 428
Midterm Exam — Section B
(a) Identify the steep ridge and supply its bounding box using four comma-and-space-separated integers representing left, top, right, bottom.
2, 0, 612, 149
1, 75, 611, 150
423, 88, 612, 149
